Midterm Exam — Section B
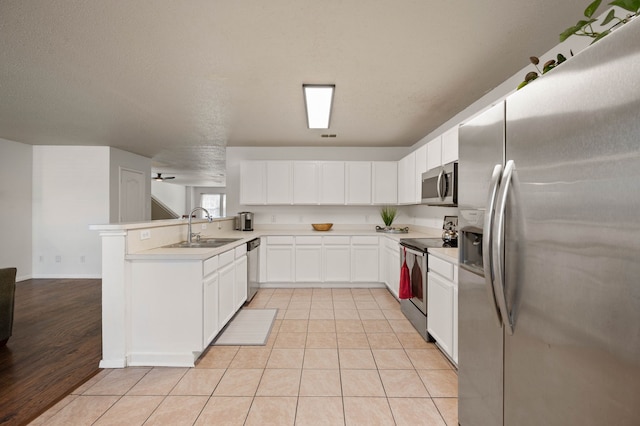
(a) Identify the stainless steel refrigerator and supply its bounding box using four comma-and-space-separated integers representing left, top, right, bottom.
457, 19, 640, 426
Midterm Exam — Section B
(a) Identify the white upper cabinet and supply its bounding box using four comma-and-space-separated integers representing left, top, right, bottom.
319, 161, 345, 205
427, 126, 459, 171
398, 152, 415, 205
345, 161, 372, 205
441, 125, 459, 165
372, 161, 398, 205
427, 135, 442, 171
414, 144, 428, 203
266, 161, 292, 204
240, 161, 266, 205
293, 161, 319, 204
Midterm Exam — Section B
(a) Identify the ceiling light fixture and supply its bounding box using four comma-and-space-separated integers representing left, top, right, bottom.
303, 84, 335, 129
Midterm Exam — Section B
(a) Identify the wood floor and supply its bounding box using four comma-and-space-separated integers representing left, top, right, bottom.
0, 279, 102, 426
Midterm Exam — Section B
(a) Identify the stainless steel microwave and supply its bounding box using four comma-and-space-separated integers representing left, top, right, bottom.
421, 162, 458, 206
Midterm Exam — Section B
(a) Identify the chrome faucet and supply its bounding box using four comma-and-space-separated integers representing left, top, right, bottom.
188, 207, 213, 243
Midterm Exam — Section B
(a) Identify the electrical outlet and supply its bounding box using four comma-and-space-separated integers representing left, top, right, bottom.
217, 222, 222, 230
80, 256, 85, 263
365, 215, 369, 223
55, 255, 61, 263
271, 215, 276, 223
140, 230, 151, 240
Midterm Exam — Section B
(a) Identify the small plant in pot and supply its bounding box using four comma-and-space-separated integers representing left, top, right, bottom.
380, 205, 397, 229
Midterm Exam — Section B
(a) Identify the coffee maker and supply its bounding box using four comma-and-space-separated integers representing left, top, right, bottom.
235, 212, 254, 231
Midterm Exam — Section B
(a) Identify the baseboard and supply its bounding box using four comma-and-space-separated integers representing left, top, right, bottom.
30, 273, 102, 279
258, 282, 386, 289
16, 274, 32, 282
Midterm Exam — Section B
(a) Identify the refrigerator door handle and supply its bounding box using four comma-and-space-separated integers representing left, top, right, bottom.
483, 164, 504, 327
436, 169, 444, 199
493, 159, 515, 335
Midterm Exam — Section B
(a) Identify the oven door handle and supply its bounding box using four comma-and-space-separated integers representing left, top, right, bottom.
400, 245, 427, 258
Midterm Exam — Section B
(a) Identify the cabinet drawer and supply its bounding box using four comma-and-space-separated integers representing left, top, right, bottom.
266, 236, 294, 245
234, 244, 247, 258
429, 255, 455, 281
351, 236, 378, 245
296, 236, 322, 245
203, 256, 218, 277
383, 237, 399, 250
219, 249, 235, 267
323, 236, 351, 245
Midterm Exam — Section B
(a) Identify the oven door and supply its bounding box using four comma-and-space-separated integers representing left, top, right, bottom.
401, 245, 428, 314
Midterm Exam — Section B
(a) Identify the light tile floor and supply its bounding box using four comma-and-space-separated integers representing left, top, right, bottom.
31, 288, 458, 425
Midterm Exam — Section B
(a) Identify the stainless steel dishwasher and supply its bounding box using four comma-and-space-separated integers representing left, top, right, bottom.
246, 238, 260, 302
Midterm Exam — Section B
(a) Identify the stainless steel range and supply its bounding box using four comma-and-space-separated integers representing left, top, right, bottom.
399, 237, 457, 341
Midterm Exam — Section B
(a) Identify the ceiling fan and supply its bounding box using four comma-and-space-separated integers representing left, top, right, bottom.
153, 173, 175, 181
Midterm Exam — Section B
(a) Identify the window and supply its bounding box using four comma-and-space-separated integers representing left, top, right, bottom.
200, 193, 226, 218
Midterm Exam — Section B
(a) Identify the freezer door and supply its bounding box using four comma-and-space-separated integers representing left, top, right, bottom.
458, 101, 505, 210
502, 20, 640, 425
458, 266, 504, 426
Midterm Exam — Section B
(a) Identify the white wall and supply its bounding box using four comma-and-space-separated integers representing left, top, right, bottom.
110, 147, 152, 223
0, 139, 33, 281
32, 146, 110, 278
152, 180, 187, 216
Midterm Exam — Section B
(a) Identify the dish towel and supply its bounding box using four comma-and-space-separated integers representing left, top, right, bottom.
399, 247, 412, 299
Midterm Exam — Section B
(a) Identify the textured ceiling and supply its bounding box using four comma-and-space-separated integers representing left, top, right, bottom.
0, 0, 587, 185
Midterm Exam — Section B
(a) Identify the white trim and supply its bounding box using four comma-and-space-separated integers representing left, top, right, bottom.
258, 282, 385, 289
99, 359, 127, 369
127, 352, 199, 368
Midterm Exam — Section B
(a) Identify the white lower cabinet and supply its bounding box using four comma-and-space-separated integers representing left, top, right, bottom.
295, 236, 322, 282
351, 236, 379, 282
453, 285, 459, 364
323, 236, 351, 282
218, 253, 236, 327
381, 237, 400, 297
234, 250, 248, 311
203, 272, 219, 347
266, 236, 295, 282
427, 253, 458, 364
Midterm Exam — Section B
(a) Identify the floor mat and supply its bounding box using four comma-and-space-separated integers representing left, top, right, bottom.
212, 308, 277, 346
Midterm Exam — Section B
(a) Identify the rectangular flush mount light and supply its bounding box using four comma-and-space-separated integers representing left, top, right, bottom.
303, 84, 335, 129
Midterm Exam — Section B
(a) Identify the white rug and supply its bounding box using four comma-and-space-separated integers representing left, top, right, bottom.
213, 308, 278, 346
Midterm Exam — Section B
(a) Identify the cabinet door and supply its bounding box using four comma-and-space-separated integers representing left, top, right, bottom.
351, 245, 379, 282
453, 284, 458, 365
323, 245, 351, 282
414, 145, 428, 203
293, 162, 319, 204
234, 255, 248, 310
345, 162, 372, 205
372, 161, 398, 205
218, 262, 235, 327
295, 246, 322, 282
266, 246, 294, 282
385, 246, 400, 298
441, 126, 459, 165
427, 135, 442, 171
398, 152, 415, 205
427, 272, 454, 357
319, 162, 345, 204
266, 161, 292, 204
203, 273, 219, 347
240, 161, 266, 205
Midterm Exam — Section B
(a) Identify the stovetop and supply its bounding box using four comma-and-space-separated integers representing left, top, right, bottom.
399, 238, 458, 252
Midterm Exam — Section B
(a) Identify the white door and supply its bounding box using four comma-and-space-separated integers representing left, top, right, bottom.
119, 168, 146, 222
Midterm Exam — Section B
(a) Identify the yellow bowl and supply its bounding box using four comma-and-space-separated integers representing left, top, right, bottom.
312, 223, 333, 231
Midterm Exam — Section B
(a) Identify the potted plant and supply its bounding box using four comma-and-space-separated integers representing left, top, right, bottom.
518, 0, 640, 90
380, 205, 397, 229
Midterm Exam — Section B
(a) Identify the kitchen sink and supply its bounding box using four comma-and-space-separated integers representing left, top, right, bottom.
164, 238, 241, 249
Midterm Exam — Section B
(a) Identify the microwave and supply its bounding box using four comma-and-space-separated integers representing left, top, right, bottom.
421, 162, 458, 206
